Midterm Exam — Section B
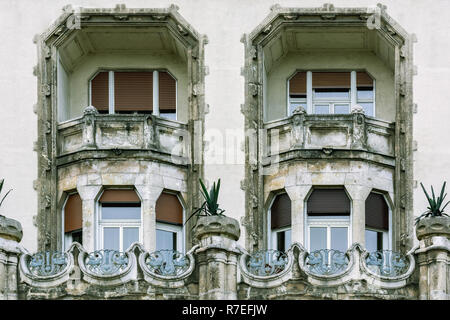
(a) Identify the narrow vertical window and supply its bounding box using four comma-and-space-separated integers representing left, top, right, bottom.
158, 71, 177, 120
307, 188, 350, 252
90, 72, 109, 113
270, 193, 291, 252
64, 193, 83, 250
288, 72, 307, 115
365, 192, 389, 252
155, 192, 183, 252
356, 71, 375, 117
98, 189, 141, 251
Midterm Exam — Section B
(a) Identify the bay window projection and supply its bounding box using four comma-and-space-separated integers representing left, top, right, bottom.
90, 70, 177, 120
63, 192, 83, 251
269, 193, 292, 252
155, 192, 184, 252
288, 71, 374, 116
306, 188, 351, 253
365, 192, 390, 252
98, 189, 141, 251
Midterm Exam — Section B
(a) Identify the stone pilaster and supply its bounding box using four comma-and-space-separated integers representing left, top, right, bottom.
193, 215, 240, 300
0, 215, 23, 300
415, 216, 450, 300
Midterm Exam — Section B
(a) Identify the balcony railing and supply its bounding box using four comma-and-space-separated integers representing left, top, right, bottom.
57, 106, 189, 163
263, 107, 395, 164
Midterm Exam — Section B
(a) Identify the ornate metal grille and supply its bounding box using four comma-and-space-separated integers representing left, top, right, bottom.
306, 249, 349, 276
28, 251, 69, 277
145, 250, 189, 276
365, 250, 410, 277
247, 250, 289, 276
85, 250, 129, 276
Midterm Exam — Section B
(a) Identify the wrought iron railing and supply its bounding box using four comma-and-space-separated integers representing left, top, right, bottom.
85, 249, 129, 276
28, 251, 69, 277
145, 249, 189, 277
246, 250, 289, 277
305, 249, 349, 276
365, 250, 410, 277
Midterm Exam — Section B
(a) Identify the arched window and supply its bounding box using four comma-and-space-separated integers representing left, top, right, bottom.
63, 192, 82, 250
365, 192, 390, 252
155, 192, 184, 252
306, 188, 351, 252
288, 71, 374, 116
98, 189, 141, 251
90, 70, 177, 120
269, 193, 291, 252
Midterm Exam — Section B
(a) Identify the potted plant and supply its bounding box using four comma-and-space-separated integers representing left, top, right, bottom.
187, 179, 240, 242
415, 182, 450, 241
0, 178, 22, 242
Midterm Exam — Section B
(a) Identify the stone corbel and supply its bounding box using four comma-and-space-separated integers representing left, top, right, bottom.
351, 105, 366, 150
290, 106, 306, 149
82, 106, 98, 149
144, 115, 159, 150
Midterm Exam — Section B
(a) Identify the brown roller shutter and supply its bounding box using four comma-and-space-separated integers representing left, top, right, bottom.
271, 193, 291, 229
159, 71, 176, 111
114, 72, 153, 112
312, 72, 350, 88
307, 189, 350, 215
365, 193, 389, 231
156, 193, 183, 225
289, 72, 307, 95
99, 189, 140, 203
64, 193, 82, 233
91, 72, 109, 112
357, 71, 373, 87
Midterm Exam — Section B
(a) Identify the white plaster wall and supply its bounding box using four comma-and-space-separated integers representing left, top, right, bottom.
0, 0, 449, 252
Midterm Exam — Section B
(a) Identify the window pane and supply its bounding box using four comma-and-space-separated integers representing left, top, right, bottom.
104, 227, 120, 250
156, 229, 177, 251
359, 102, 374, 117
102, 206, 141, 220
331, 227, 348, 252
334, 104, 350, 114
123, 227, 139, 250
160, 112, 177, 121
276, 231, 285, 252
366, 229, 383, 252
314, 89, 350, 100
357, 87, 374, 100
310, 227, 327, 252
284, 229, 291, 251
314, 104, 329, 114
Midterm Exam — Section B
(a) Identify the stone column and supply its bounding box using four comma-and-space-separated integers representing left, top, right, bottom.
415, 216, 450, 300
0, 215, 23, 300
193, 215, 240, 300
345, 185, 371, 247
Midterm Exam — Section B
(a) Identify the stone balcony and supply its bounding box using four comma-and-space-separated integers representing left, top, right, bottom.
262, 107, 395, 167
56, 106, 189, 166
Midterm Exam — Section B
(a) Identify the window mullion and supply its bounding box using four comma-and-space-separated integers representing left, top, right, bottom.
350, 70, 357, 108
307, 71, 313, 114
153, 70, 160, 116
109, 71, 115, 114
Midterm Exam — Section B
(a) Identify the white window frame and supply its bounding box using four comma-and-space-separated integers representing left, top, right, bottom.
306, 217, 351, 252
287, 70, 375, 117
270, 226, 292, 252
88, 69, 178, 121
156, 222, 183, 252
95, 191, 143, 251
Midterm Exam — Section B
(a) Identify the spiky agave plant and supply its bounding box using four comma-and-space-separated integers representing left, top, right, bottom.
0, 179, 12, 209
415, 182, 450, 224
185, 178, 225, 224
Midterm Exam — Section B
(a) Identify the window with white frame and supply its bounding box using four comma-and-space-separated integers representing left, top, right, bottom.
98, 189, 142, 251
365, 192, 391, 252
90, 70, 177, 120
63, 192, 83, 251
306, 188, 351, 252
269, 193, 292, 252
288, 71, 375, 117
155, 192, 184, 252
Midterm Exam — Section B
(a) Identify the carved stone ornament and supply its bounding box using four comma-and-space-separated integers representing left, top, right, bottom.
351, 104, 365, 114
83, 105, 99, 115
292, 105, 306, 115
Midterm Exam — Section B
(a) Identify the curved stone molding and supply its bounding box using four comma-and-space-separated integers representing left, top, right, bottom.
239, 246, 294, 288
78, 245, 136, 286
19, 249, 74, 288
139, 245, 197, 288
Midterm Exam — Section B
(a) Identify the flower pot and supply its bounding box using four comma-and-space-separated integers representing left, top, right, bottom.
192, 215, 240, 242
0, 215, 22, 242
415, 216, 450, 241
